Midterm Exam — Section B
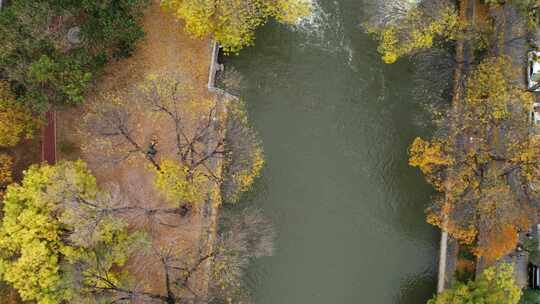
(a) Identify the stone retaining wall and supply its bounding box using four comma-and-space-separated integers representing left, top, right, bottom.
207, 41, 239, 101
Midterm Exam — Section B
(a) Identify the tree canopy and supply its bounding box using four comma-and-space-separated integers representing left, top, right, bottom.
464, 57, 534, 125
428, 263, 521, 304
0, 161, 145, 304
161, 0, 311, 52
0, 81, 39, 147
0, 154, 13, 197
366, 0, 492, 64
410, 56, 538, 263
153, 159, 207, 207
366, 0, 463, 63
82, 74, 264, 209
222, 100, 265, 203
0, 0, 148, 107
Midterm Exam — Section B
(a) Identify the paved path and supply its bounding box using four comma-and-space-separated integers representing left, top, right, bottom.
438, 0, 477, 293
42, 111, 56, 165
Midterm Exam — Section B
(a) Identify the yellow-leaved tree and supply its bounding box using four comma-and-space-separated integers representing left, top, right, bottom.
161, 0, 311, 52
82, 74, 265, 212
409, 137, 453, 191
154, 159, 207, 207
366, 0, 463, 63
465, 56, 534, 124
428, 263, 521, 304
0, 81, 39, 147
410, 55, 538, 264
0, 161, 146, 304
0, 153, 13, 197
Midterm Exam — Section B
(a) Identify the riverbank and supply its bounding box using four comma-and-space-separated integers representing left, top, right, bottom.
435, 0, 533, 294
57, 0, 224, 300
437, 0, 478, 292
476, 2, 529, 287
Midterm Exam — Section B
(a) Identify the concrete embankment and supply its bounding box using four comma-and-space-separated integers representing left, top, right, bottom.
198, 41, 241, 302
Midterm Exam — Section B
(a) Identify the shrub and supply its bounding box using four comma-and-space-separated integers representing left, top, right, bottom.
521, 289, 540, 304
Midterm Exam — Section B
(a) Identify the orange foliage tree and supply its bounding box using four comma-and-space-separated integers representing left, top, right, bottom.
410, 56, 538, 264
475, 225, 518, 265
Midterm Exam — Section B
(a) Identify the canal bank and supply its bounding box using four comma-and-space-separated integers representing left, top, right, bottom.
221, 0, 439, 303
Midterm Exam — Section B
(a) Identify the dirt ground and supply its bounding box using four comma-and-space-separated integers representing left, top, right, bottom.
0, 138, 41, 182
57, 0, 220, 300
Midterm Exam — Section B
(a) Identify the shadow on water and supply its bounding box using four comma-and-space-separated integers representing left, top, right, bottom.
396, 271, 437, 304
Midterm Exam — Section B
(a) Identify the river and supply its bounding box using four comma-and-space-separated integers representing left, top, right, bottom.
223, 0, 439, 303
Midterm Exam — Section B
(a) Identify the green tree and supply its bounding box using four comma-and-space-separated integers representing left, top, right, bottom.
428, 263, 521, 304
26, 55, 92, 105
0, 161, 145, 304
0, 0, 148, 107
520, 289, 540, 304
161, 0, 311, 52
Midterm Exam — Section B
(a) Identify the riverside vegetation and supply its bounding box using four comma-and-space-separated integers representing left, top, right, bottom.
368, 0, 540, 303
0, 0, 310, 303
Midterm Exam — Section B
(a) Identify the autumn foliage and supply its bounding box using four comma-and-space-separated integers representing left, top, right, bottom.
407, 55, 538, 265
154, 159, 207, 207
0, 153, 13, 196
428, 263, 521, 304
409, 137, 452, 191
366, 0, 463, 63
0, 161, 145, 304
474, 225, 518, 265
222, 100, 265, 203
161, 0, 311, 52
0, 82, 39, 147
464, 57, 534, 124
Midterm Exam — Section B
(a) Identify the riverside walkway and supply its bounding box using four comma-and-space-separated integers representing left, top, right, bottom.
437, 0, 477, 293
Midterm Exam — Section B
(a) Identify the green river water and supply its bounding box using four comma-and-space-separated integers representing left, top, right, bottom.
224, 0, 440, 303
